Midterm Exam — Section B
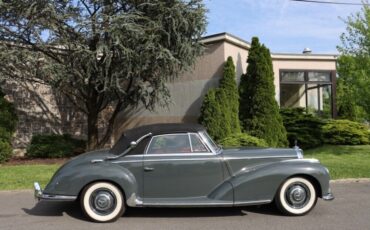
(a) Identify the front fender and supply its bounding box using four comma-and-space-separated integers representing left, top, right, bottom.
43, 162, 138, 202
229, 159, 330, 203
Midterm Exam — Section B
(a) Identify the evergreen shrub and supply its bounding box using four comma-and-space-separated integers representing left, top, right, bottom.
27, 134, 86, 158
322, 119, 369, 145
280, 107, 325, 149
220, 133, 268, 147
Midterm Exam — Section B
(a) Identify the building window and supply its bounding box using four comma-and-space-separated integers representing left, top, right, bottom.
280, 70, 334, 118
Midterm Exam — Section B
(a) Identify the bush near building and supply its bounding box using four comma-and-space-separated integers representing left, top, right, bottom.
26, 134, 86, 158
0, 88, 18, 163
220, 133, 268, 148
199, 57, 240, 141
280, 107, 325, 149
322, 119, 369, 145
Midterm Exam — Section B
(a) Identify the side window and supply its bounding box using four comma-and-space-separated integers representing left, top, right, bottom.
190, 133, 209, 153
147, 134, 191, 154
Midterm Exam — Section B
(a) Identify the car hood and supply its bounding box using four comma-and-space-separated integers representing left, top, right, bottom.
220, 147, 299, 175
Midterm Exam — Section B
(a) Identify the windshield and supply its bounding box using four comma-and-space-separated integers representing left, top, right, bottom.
201, 131, 221, 153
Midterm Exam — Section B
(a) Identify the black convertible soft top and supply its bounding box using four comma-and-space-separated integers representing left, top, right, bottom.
110, 123, 205, 154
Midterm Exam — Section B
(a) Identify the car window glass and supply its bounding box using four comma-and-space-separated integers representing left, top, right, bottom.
190, 134, 209, 153
147, 134, 191, 154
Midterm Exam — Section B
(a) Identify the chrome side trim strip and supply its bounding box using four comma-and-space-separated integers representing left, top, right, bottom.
282, 158, 320, 163
143, 202, 233, 207
142, 199, 272, 207
233, 199, 271, 206
112, 157, 221, 164
223, 155, 295, 160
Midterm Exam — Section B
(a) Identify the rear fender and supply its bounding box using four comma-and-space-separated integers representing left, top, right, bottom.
43, 162, 138, 203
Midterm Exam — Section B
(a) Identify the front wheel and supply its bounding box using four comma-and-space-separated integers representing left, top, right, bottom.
80, 182, 125, 222
275, 177, 317, 216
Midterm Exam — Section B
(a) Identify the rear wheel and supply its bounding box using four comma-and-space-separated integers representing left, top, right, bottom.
275, 177, 317, 216
80, 182, 125, 222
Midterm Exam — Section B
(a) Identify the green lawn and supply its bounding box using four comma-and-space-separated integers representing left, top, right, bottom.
0, 164, 60, 190
305, 145, 370, 180
0, 145, 369, 190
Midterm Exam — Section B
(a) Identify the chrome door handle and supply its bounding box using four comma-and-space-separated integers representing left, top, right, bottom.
144, 167, 155, 172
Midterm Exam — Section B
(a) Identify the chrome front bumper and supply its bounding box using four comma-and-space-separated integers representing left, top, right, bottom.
34, 182, 77, 201
322, 193, 335, 201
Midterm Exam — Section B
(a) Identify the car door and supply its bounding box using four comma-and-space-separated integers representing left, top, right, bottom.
143, 133, 224, 204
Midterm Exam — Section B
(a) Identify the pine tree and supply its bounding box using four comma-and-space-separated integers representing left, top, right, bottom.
219, 57, 241, 133
239, 37, 288, 147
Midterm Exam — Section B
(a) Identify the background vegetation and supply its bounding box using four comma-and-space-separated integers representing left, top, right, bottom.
199, 56, 241, 141
336, 4, 370, 121
0, 88, 17, 163
220, 133, 268, 148
239, 37, 287, 147
26, 134, 86, 158
280, 107, 325, 149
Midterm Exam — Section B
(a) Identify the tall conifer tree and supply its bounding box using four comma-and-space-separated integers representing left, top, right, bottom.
219, 57, 241, 134
239, 37, 288, 147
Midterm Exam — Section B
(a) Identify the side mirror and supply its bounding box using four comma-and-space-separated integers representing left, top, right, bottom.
130, 141, 137, 148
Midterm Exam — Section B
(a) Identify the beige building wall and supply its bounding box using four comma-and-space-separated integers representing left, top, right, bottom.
114, 34, 337, 141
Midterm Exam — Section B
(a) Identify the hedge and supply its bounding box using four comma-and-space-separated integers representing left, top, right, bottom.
322, 119, 369, 145
219, 133, 268, 148
26, 134, 86, 158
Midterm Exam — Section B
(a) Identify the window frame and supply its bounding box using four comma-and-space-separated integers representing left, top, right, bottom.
279, 69, 336, 118
145, 132, 214, 156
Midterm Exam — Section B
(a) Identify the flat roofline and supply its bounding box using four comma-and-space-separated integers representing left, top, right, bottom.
201, 33, 338, 59
271, 53, 338, 61
201, 32, 251, 50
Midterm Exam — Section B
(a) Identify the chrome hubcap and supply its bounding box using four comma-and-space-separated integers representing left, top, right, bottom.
286, 183, 310, 209
90, 189, 116, 215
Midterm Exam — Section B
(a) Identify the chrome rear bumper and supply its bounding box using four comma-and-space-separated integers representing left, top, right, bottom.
34, 182, 77, 201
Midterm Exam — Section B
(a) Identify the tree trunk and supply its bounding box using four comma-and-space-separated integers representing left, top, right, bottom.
87, 110, 99, 151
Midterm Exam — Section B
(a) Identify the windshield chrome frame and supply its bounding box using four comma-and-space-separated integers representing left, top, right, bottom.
198, 131, 221, 155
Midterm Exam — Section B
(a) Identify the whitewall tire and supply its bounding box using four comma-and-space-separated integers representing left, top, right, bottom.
81, 182, 125, 222
275, 177, 317, 216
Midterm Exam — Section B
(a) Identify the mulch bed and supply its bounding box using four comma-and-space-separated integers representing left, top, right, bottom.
3, 157, 69, 166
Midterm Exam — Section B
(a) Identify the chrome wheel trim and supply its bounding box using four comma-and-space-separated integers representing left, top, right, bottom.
285, 183, 310, 209
89, 189, 117, 215
278, 177, 316, 215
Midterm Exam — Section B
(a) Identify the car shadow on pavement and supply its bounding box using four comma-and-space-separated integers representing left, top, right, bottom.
23, 202, 282, 221
125, 203, 283, 218
22, 201, 89, 221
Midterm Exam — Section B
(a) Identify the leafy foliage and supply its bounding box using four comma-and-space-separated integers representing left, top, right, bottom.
280, 107, 325, 149
336, 4, 370, 120
0, 88, 18, 163
239, 37, 288, 147
26, 134, 86, 158
322, 120, 369, 145
219, 133, 268, 148
199, 57, 240, 141
0, 0, 207, 149
0, 140, 12, 164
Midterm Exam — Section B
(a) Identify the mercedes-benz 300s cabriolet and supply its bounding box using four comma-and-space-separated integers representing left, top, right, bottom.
34, 123, 334, 222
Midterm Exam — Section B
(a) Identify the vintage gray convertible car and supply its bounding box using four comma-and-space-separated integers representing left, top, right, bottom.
34, 123, 334, 222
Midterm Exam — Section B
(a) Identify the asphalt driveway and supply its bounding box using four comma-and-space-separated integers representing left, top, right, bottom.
0, 181, 369, 230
